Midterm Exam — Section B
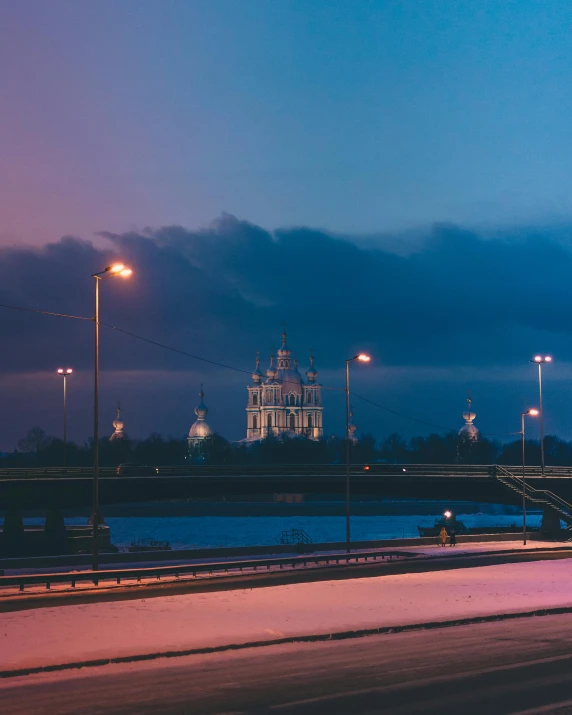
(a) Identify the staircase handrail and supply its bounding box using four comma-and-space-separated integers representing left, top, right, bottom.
495, 465, 572, 516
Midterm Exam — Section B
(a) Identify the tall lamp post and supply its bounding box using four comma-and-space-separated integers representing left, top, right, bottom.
521, 408, 539, 546
91, 263, 132, 571
57, 368, 73, 467
530, 355, 552, 475
345, 353, 371, 553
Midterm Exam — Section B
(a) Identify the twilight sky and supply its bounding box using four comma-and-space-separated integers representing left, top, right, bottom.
1, 1, 571, 448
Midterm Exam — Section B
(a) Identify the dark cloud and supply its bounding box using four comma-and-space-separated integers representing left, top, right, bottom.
1, 215, 571, 446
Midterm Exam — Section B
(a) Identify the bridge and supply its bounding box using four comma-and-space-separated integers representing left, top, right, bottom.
2, 464, 572, 523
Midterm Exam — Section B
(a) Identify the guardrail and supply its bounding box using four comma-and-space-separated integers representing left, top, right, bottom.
0, 549, 415, 593
2, 464, 572, 479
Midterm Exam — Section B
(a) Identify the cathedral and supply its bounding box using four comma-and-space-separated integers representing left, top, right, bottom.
187, 387, 213, 456
246, 333, 324, 440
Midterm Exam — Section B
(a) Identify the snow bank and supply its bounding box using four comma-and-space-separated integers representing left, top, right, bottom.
2, 557, 572, 672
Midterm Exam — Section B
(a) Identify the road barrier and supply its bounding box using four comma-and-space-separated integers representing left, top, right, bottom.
0, 549, 415, 592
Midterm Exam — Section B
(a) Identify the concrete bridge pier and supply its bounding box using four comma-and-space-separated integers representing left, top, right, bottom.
541, 507, 565, 540
2, 505, 24, 536
44, 506, 68, 552
0, 504, 24, 557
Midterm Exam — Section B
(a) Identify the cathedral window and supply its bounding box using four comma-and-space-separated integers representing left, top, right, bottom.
252, 393, 258, 406
266, 390, 272, 402
289, 413, 295, 430
307, 391, 312, 404
289, 394, 295, 406
267, 413, 272, 428
307, 414, 313, 428
253, 415, 257, 429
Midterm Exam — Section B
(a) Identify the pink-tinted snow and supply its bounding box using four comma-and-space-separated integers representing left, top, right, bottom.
2, 555, 572, 672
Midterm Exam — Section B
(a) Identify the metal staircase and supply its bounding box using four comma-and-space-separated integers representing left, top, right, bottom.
495, 465, 572, 533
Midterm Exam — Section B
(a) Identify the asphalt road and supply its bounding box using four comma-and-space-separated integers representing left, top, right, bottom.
4, 614, 572, 714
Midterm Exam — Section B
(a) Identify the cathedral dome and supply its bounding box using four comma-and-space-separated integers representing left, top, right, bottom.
306, 356, 318, 382
459, 409, 479, 440
252, 354, 263, 384
195, 389, 208, 419
189, 388, 212, 439
110, 405, 125, 442
266, 355, 278, 380
279, 369, 304, 395
277, 332, 290, 357
189, 420, 212, 438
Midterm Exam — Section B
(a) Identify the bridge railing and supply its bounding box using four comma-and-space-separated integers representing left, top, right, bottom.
0, 548, 415, 592
1, 464, 572, 479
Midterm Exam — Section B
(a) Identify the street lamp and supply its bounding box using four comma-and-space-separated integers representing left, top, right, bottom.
521, 408, 539, 545
530, 355, 552, 475
57, 368, 73, 467
345, 353, 371, 553
91, 263, 132, 571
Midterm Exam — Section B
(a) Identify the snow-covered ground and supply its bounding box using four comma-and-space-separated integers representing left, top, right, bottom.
15, 513, 539, 549
2, 554, 572, 673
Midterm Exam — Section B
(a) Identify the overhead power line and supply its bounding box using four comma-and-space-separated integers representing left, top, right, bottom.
99, 321, 252, 376
0, 303, 91, 321
0, 301, 516, 438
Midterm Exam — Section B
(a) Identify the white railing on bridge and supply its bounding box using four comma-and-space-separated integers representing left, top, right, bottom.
1, 464, 572, 479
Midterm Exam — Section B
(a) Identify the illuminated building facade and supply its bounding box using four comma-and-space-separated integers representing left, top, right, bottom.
246, 333, 323, 440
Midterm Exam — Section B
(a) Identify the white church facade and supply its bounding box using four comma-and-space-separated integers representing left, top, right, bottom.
246, 333, 324, 440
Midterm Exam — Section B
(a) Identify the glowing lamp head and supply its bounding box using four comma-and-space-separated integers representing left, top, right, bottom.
545, 356, 553, 362
528, 409, 539, 416
66, 368, 73, 374
57, 368, 63, 374
119, 268, 132, 277
363, 465, 370, 471
444, 510, 452, 519
357, 354, 371, 362
109, 263, 125, 274
534, 355, 542, 362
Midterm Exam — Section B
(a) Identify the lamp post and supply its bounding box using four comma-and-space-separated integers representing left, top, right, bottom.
57, 368, 73, 467
345, 353, 371, 553
530, 355, 552, 475
91, 263, 132, 571
521, 408, 539, 545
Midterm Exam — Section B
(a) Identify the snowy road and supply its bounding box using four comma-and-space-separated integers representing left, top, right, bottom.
3, 556, 572, 673
4, 614, 572, 714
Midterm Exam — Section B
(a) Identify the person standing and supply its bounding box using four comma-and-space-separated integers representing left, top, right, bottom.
439, 526, 448, 547
449, 528, 457, 546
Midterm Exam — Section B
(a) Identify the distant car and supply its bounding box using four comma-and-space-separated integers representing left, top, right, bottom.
116, 463, 158, 476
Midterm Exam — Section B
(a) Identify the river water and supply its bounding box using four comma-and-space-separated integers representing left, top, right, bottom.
18, 512, 539, 549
